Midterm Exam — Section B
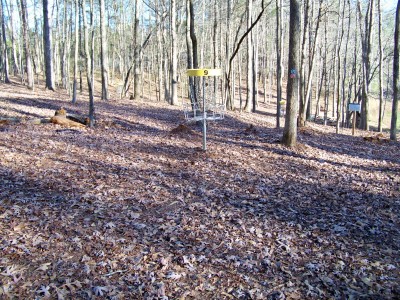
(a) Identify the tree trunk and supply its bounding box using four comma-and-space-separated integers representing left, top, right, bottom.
133, 0, 140, 101
252, 27, 259, 112
72, 0, 79, 103
341, 0, 351, 128
335, 1, 345, 134
170, 0, 178, 105
189, 0, 199, 106
157, 1, 164, 102
323, 11, 329, 125
282, 0, 300, 147
298, 0, 309, 127
32, 0, 40, 83
19, 0, 34, 89
238, 52, 243, 111
391, 0, 400, 141
314, 63, 324, 120
60, 1, 70, 91
358, 0, 374, 131
225, 0, 232, 109
82, 0, 95, 127
189, 0, 198, 69
244, 0, 253, 112
0, 0, 10, 83
43, 0, 55, 90
300, 0, 322, 127
89, 0, 94, 98
213, 0, 218, 95
53, 0, 60, 87
225, 1, 265, 112
275, 0, 283, 128
99, 0, 109, 100
7, 0, 19, 76
378, 0, 384, 132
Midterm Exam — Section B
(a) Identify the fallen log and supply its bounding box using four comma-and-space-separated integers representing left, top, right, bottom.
66, 113, 89, 126
50, 115, 86, 128
51, 108, 87, 128
0, 118, 21, 125
1, 109, 87, 128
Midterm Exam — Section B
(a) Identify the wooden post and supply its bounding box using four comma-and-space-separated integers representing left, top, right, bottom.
352, 112, 356, 136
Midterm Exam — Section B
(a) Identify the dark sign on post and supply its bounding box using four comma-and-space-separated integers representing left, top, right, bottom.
348, 103, 361, 136
349, 103, 361, 112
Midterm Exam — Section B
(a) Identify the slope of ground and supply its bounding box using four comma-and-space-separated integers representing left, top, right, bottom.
0, 81, 399, 299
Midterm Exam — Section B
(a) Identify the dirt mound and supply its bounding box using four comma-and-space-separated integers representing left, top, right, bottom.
363, 133, 389, 144
170, 124, 195, 135
243, 124, 258, 135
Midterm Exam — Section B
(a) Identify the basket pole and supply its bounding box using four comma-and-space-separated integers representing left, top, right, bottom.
186, 69, 222, 151
202, 77, 207, 150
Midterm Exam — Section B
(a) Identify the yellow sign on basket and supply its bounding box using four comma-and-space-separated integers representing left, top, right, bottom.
187, 69, 222, 77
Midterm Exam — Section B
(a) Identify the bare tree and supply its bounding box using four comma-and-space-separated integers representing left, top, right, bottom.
99, 0, 109, 100
357, 0, 374, 130
391, 0, 400, 141
19, 0, 34, 89
0, 0, 10, 83
224, 0, 232, 109
156, 0, 165, 102
275, 0, 283, 128
170, 0, 178, 105
378, 0, 384, 132
244, 0, 253, 112
299, 0, 322, 127
188, 0, 199, 106
282, 0, 300, 147
298, 0, 310, 127
225, 0, 267, 111
133, 0, 140, 101
43, 0, 55, 90
72, 0, 79, 103
82, 0, 95, 126
6, 0, 19, 76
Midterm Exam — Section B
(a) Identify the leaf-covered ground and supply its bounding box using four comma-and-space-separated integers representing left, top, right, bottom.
0, 82, 399, 299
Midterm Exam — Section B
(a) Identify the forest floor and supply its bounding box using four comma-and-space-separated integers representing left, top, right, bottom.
0, 80, 399, 299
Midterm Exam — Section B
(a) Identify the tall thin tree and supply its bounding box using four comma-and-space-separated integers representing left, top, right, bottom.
357, 0, 374, 130
7, 0, 19, 76
391, 0, 400, 141
0, 0, 10, 83
282, 0, 300, 147
82, 0, 95, 126
19, 0, 34, 89
72, 0, 79, 103
378, 0, 384, 132
170, 0, 178, 105
244, 0, 253, 112
133, 0, 140, 101
275, 0, 283, 128
43, 0, 55, 90
99, 0, 109, 100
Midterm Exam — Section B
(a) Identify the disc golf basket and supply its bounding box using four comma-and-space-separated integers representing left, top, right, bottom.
183, 69, 225, 150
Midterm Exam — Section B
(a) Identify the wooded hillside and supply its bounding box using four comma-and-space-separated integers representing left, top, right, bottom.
0, 0, 399, 135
